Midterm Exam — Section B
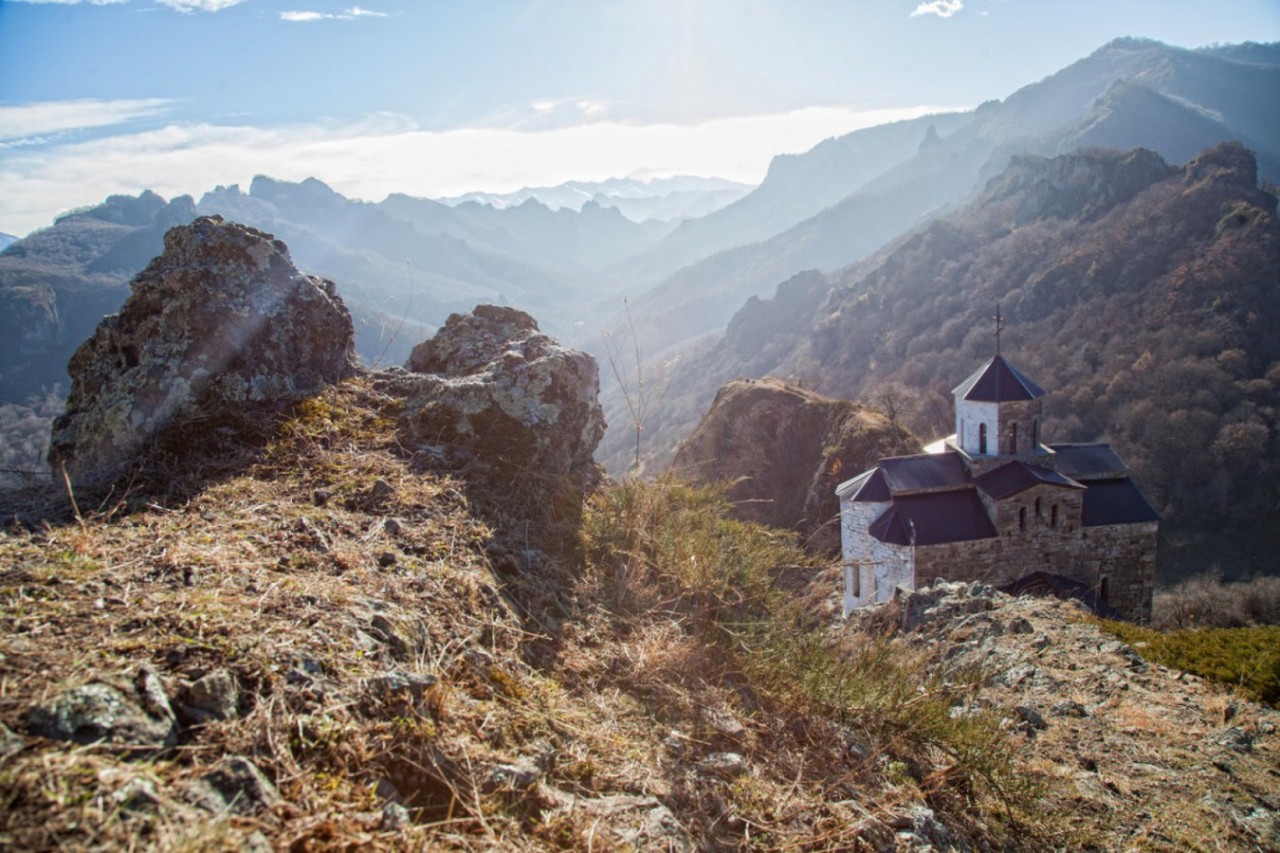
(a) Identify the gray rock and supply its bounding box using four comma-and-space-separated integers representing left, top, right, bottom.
380, 801, 411, 831
379, 306, 604, 519
1049, 700, 1088, 718
487, 761, 542, 791
1015, 705, 1048, 730
1214, 726, 1254, 753
1007, 616, 1035, 634
27, 669, 177, 753
0, 722, 25, 760
49, 216, 355, 484
183, 756, 281, 816
180, 668, 238, 722
364, 671, 439, 719
697, 751, 748, 778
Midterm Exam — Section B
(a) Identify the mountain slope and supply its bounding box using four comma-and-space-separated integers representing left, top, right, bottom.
615, 111, 972, 285
614, 144, 1280, 578
608, 38, 1280, 362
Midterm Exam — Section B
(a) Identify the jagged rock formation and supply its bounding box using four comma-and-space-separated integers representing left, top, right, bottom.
671, 378, 918, 552
379, 305, 604, 528
48, 216, 355, 483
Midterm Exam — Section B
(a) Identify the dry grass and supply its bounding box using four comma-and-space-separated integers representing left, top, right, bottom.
3, 379, 1275, 850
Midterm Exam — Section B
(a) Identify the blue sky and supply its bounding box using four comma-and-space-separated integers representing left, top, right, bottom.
1, 0, 1278, 235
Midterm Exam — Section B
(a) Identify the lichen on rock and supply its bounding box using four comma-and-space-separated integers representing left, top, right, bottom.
48, 216, 356, 484
378, 305, 605, 529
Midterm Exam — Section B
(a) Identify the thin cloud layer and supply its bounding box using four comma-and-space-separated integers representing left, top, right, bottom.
0, 98, 174, 143
155, 0, 243, 10
910, 0, 964, 19
0, 105, 959, 235
280, 6, 387, 22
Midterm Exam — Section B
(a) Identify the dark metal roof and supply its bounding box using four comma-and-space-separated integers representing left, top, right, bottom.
878, 451, 971, 494
1082, 478, 1161, 527
869, 491, 997, 546
1050, 443, 1129, 480
836, 467, 892, 501
976, 461, 1085, 500
999, 571, 1121, 619
951, 355, 1047, 402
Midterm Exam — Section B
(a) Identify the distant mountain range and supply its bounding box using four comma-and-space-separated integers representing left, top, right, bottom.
0, 233, 16, 252
2, 35, 1278, 538
436, 175, 753, 223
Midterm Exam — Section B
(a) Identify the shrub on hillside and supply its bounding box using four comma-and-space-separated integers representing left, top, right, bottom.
1154, 575, 1280, 629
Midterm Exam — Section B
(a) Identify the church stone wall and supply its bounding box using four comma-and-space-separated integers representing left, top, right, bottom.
912, 511, 1156, 621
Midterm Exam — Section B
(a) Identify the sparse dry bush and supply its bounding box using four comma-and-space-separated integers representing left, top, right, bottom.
1154, 574, 1280, 629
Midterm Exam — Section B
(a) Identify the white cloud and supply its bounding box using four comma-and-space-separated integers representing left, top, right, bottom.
0, 98, 173, 142
280, 6, 386, 22
155, 0, 243, 11
910, 0, 964, 18
0, 104, 964, 236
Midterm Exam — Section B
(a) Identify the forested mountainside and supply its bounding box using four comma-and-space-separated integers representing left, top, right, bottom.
604, 38, 1280, 366
620, 143, 1279, 576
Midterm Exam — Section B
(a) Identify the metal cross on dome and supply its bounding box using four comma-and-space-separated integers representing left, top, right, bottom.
993, 304, 1006, 356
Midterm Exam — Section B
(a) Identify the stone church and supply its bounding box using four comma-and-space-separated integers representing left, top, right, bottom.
836, 352, 1159, 622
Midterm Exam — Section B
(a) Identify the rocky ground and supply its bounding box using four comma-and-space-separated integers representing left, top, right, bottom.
845, 582, 1280, 849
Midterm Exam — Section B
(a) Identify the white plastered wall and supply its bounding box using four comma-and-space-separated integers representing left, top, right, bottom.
955, 398, 999, 457
839, 498, 916, 616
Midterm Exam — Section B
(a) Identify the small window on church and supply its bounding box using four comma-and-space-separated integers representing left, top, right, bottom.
1032, 417, 1039, 447
1019, 507, 1026, 530
1010, 422, 1018, 454
1035, 497, 1041, 517
978, 423, 987, 455
1050, 504, 1059, 527
1099, 576, 1110, 603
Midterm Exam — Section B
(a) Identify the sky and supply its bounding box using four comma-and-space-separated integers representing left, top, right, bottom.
1, 0, 1278, 236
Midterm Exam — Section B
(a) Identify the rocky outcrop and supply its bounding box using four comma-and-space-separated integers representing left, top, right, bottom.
380, 306, 604, 504
671, 378, 917, 553
980, 146, 1175, 225
48, 216, 355, 484
26, 668, 178, 755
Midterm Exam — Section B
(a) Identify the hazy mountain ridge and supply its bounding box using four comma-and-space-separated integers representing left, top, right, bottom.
611, 142, 1279, 578
601, 38, 1280, 367
436, 175, 752, 224
610, 111, 974, 287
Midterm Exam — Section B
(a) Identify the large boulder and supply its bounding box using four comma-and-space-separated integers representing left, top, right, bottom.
671, 379, 918, 553
48, 216, 355, 483
379, 305, 604, 524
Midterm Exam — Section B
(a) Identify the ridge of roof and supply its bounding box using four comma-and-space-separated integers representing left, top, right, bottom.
951, 355, 1047, 402
976, 461, 1086, 500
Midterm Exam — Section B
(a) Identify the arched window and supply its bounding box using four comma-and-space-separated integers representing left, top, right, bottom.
1010, 422, 1018, 454
978, 422, 987, 455
1019, 507, 1026, 531
1050, 504, 1059, 528
1099, 576, 1110, 603
1035, 497, 1041, 517
1032, 417, 1039, 448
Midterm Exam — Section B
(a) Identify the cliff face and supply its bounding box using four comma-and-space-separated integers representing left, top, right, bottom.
671, 378, 918, 553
